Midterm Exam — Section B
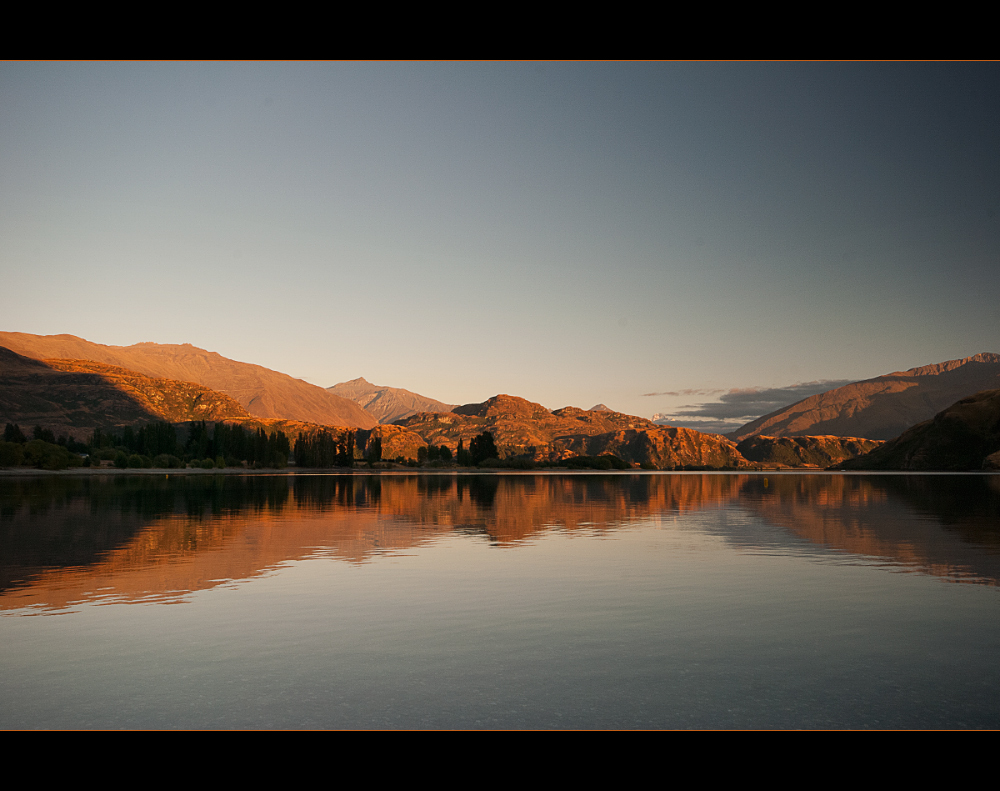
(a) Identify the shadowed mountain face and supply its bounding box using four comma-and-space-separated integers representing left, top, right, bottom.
841, 389, 1000, 471
729, 353, 1000, 441
736, 435, 883, 468
399, 394, 749, 468
0, 332, 376, 430
0, 347, 251, 437
328, 377, 455, 424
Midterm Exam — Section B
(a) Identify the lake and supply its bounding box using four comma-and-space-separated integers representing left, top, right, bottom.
2, 471, 999, 729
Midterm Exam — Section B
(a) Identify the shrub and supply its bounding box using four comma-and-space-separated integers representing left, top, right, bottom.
23, 440, 82, 470
564, 454, 630, 470
0, 442, 24, 468
496, 456, 535, 469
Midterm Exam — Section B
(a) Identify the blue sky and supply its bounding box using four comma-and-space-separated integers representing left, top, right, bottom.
2, 63, 997, 430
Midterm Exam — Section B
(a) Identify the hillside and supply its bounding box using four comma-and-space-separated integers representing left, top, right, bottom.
396, 394, 749, 468
736, 435, 883, 468
840, 389, 1000, 471
0, 332, 376, 429
0, 347, 251, 438
328, 377, 455, 424
729, 352, 1000, 441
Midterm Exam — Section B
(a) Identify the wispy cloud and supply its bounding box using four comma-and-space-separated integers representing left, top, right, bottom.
642, 388, 725, 397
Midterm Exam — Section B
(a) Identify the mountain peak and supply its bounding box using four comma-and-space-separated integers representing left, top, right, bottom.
328, 378, 455, 424
452, 394, 550, 419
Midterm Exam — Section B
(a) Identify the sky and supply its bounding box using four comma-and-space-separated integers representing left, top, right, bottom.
2, 62, 998, 432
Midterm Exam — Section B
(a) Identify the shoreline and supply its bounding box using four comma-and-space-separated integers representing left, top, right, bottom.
0, 466, 996, 477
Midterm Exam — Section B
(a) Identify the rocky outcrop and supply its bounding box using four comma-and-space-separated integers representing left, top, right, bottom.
354, 424, 427, 462
397, 394, 749, 468
0, 332, 376, 429
841, 389, 1000, 471
588, 426, 748, 469
328, 377, 455, 424
730, 352, 1000, 441
736, 435, 883, 468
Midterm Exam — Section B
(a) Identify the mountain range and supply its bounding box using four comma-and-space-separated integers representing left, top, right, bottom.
3, 331, 1000, 470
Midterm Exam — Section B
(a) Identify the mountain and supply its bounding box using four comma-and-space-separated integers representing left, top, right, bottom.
328, 377, 455, 424
0, 347, 251, 438
840, 389, 1000, 471
0, 332, 376, 429
397, 394, 749, 468
729, 352, 1000, 441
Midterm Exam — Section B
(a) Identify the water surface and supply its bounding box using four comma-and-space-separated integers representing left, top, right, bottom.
2, 472, 998, 728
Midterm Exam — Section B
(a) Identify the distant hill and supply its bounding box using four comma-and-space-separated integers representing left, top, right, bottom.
0, 332, 375, 429
397, 394, 749, 468
328, 377, 455, 424
729, 353, 1000, 441
841, 389, 1000, 471
0, 347, 251, 438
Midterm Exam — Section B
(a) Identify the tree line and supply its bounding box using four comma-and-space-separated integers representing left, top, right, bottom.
2, 421, 291, 469
3, 423, 636, 471
293, 429, 356, 468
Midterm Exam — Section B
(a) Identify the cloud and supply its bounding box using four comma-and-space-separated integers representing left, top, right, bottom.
653, 379, 856, 425
642, 388, 725, 397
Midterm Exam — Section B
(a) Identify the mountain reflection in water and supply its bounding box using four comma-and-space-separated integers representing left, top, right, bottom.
2, 473, 999, 613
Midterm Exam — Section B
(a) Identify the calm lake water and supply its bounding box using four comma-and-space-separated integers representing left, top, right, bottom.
2, 471, 999, 729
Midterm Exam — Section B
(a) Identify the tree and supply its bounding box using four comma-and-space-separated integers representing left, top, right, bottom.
4, 424, 27, 444
367, 435, 382, 464
457, 438, 472, 466
33, 425, 55, 444
470, 431, 499, 465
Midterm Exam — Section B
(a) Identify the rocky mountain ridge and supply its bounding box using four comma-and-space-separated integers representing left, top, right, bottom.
397, 394, 749, 468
